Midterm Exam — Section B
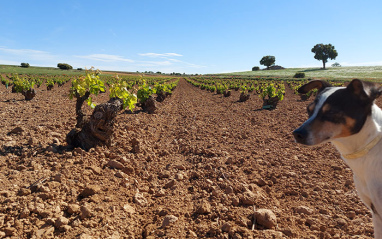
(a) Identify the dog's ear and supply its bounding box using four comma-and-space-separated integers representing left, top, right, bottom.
298, 80, 332, 94
347, 79, 382, 101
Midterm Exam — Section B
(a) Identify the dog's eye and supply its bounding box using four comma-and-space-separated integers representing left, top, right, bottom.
323, 109, 343, 123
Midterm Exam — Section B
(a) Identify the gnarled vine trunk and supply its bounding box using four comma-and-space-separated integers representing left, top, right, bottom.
141, 96, 157, 114
239, 93, 250, 102
22, 89, 36, 101
66, 97, 123, 151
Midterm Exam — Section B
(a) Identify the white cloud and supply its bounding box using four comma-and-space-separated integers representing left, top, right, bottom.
0, 47, 56, 61
0, 59, 20, 65
75, 54, 134, 63
168, 58, 182, 62
135, 60, 172, 67
138, 53, 183, 58
0, 47, 206, 73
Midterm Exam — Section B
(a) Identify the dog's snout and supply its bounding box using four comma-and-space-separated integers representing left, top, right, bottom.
293, 128, 308, 144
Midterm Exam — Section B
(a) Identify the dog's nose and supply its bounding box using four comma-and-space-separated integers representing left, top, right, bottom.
293, 128, 308, 144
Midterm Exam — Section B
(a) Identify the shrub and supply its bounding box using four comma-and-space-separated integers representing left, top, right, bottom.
77, 68, 83, 71
57, 63, 73, 70
252, 66, 260, 71
20, 63, 30, 68
294, 72, 305, 78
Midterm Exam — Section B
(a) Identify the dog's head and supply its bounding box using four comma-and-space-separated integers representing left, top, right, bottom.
293, 79, 382, 145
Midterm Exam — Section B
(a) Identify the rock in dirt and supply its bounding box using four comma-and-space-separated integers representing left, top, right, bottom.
161, 215, 178, 228
123, 204, 135, 214
8, 126, 24, 135
259, 230, 283, 238
88, 166, 102, 175
80, 185, 100, 198
155, 189, 166, 197
17, 188, 31, 196
107, 160, 124, 170
3, 227, 17, 236
77, 233, 93, 239
225, 186, 234, 194
55, 216, 69, 228
36, 226, 55, 238
335, 217, 348, 228
221, 222, 231, 232
134, 193, 148, 206
115, 171, 128, 178
196, 201, 211, 214
240, 191, 258, 205
294, 206, 313, 215
80, 205, 92, 219
53, 174, 63, 182
19, 208, 30, 219
3, 140, 16, 147
175, 173, 184, 181
254, 209, 277, 229
188, 230, 197, 237
164, 179, 176, 189
67, 204, 80, 215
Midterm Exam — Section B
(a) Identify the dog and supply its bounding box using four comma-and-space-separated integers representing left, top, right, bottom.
293, 79, 382, 238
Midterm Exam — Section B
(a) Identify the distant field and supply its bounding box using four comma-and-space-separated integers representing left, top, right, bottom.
0, 65, 160, 77
0, 65, 86, 76
221, 66, 382, 82
2, 64, 382, 82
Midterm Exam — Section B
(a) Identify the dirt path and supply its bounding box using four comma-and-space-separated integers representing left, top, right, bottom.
0, 78, 375, 238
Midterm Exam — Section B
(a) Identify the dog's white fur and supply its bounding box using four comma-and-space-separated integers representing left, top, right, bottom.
331, 103, 382, 237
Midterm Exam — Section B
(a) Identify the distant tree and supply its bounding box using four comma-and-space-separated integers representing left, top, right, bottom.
331, 62, 341, 67
20, 63, 30, 68
252, 66, 260, 71
311, 43, 338, 69
260, 56, 276, 69
57, 63, 73, 70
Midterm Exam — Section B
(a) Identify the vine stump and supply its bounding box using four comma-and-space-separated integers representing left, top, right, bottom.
66, 98, 123, 151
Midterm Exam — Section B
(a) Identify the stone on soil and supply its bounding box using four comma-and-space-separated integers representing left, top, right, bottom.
254, 209, 277, 229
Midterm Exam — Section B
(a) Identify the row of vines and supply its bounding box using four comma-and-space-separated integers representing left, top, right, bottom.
186, 76, 345, 109
0, 71, 178, 106
0, 69, 179, 151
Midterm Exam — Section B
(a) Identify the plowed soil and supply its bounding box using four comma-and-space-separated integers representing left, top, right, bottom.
0, 78, 376, 238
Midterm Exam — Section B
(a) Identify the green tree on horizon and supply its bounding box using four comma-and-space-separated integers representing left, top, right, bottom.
311, 43, 338, 69
260, 56, 276, 69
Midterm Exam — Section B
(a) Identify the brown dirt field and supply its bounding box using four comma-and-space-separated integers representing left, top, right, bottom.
0, 78, 376, 238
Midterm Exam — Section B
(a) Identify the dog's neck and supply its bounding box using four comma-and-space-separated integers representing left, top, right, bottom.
331, 104, 382, 157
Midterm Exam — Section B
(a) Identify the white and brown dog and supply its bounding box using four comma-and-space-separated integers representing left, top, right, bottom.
293, 79, 382, 238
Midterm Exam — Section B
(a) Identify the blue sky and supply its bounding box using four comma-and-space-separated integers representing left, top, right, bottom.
1, 0, 381, 74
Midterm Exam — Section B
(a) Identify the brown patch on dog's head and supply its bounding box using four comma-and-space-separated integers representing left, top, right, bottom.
334, 116, 356, 138
321, 103, 331, 113
307, 102, 315, 116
